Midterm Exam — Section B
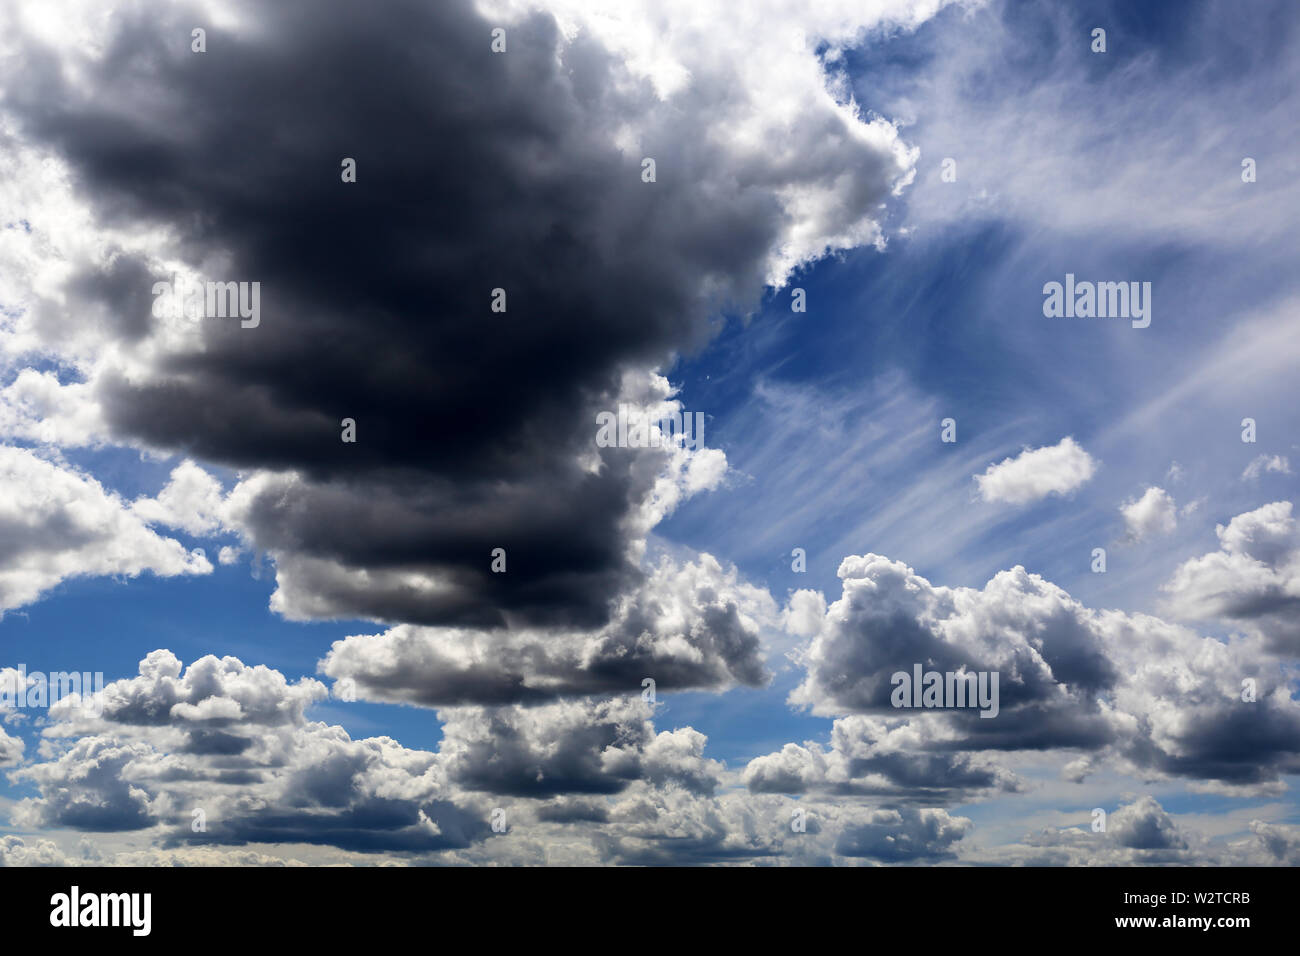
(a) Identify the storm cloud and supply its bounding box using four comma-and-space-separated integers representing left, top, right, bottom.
0, 0, 918, 630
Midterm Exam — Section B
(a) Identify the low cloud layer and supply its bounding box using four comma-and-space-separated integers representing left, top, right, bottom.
8, 650, 985, 864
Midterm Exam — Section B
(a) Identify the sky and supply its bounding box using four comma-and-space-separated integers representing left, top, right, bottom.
0, 0, 1297, 866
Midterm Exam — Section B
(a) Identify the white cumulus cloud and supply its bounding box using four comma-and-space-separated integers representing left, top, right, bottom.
974, 436, 1096, 504
1120, 486, 1178, 541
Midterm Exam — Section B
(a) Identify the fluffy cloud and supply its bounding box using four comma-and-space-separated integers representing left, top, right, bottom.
0, 446, 210, 612
782, 550, 1300, 790
995, 797, 1201, 866
743, 714, 1020, 802
1107, 795, 1187, 850
438, 697, 723, 798
11, 651, 488, 853
0, 371, 105, 448
0, 667, 27, 767
0, 835, 70, 866
788, 554, 1117, 744
987, 798, 1300, 867
1162, 501, 1300, 652
130, 460, 229, 536
782, 588, 828, 638
1250, 820, 1300, 864
480, 0, 946, 284
833, 807, 971, 862
318, 553, 774, 706
1120, 486, 1177, 542
0, 729, 22, 768
586, 788, 974, 866
974, 437, 1096, 505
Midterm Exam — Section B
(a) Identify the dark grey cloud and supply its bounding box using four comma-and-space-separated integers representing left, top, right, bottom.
0, 0, 912, 630
533, 798, 610, 824
179, 798, 488, 854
